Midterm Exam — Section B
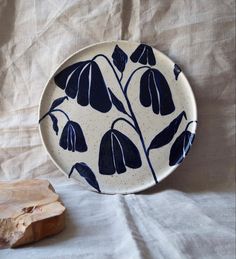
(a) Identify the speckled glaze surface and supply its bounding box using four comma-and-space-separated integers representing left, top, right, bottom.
39, 41, 197, 194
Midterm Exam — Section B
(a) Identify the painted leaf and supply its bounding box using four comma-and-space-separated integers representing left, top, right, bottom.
112, 45, 128, 72
140, 68, 175, 115
50, 96, 68, 111
49, 113, 59, 135
59, 121, 87, 152
99, 129, 142, 175
169, 131, 195, 166
108, 88, 127, 114
174, 64, 181, 80
148, 111, 187, 150
54, 61, 112, 113
69, 162, 101, 192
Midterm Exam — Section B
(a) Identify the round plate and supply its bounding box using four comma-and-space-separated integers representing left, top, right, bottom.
39, 41, 197, 194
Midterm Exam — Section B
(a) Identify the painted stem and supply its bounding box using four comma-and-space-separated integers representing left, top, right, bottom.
185, 120, 197, 132
93, 54, 123, 90
119, 72, 123, 82
97, 54, 158, 183
111, 117, 137, 132
124, 66, 150, 94
39, 112, 49, 123
39, 108, 70, 123
123, 91, 158, 184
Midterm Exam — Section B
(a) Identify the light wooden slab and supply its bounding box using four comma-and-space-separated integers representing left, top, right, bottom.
0, 179, 66, 248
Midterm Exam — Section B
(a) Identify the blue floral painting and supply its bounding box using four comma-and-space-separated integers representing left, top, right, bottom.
39, 43, 196, 193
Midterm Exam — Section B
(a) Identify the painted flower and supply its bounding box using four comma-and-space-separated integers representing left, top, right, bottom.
130, 44, 156, 66
140, 68, 175, 115
59, 121, 87, 152
54, 61, 112, 113
99, 129, 142, 175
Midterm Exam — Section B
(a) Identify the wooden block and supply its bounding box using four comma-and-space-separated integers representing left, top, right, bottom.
0, 179, 66, 248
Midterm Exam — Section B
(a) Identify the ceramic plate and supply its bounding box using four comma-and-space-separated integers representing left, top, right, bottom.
39, 41, 197, 194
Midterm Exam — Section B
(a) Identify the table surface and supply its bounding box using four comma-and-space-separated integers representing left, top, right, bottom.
0, 1, 235, 258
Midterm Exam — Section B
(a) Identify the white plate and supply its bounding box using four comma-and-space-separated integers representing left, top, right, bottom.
39, 41, 197, 194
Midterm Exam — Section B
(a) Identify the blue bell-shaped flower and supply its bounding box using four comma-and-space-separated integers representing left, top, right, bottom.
59, 121, 87, 152
140, 68, 175, 115
99, 129, 142, 175
54, 61, 112, 113
130, 44, 156, 66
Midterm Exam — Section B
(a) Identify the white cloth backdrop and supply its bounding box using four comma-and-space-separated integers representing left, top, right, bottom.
0, 0, 235, 258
